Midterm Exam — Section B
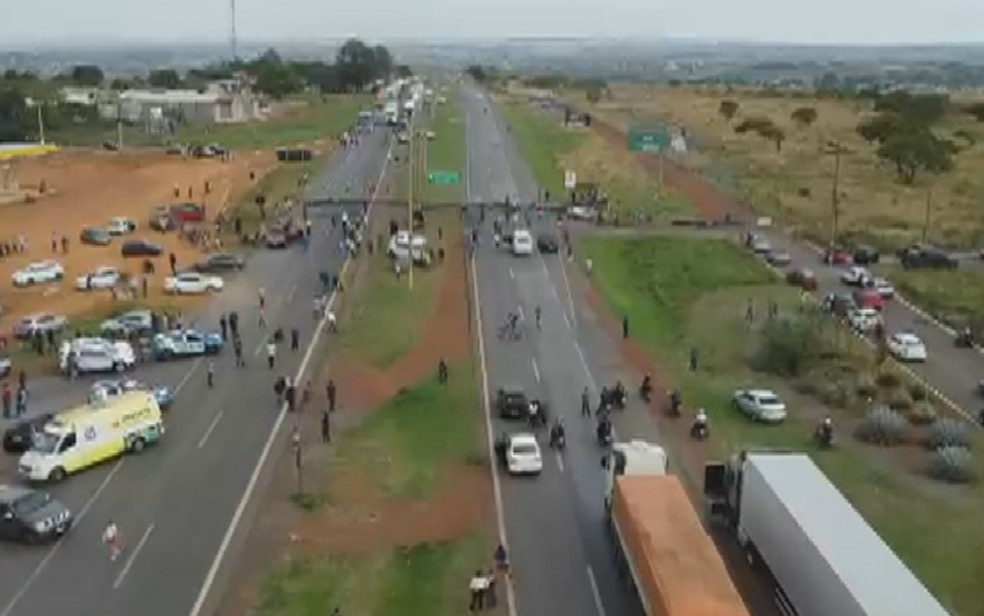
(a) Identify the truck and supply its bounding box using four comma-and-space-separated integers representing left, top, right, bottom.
704, 451, 951, 616
603, 441, 751, 616
383, 101, 399, 126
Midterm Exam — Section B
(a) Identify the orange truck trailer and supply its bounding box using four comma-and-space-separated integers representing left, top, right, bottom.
609, 475, 751, 616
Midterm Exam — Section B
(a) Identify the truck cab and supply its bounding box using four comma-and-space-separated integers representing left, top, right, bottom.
602, 440, 668, 508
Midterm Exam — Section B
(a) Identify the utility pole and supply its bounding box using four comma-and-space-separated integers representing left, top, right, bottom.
823, 141, 851, 248
407, 122, 415, 291
36, 103, 45, 145
229, 0, 239, 62
922, 187, 933, 243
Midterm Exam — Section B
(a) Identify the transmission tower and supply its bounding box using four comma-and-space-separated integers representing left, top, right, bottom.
229, 0, 238, 61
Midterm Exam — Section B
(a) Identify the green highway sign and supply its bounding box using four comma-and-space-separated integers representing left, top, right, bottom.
628, 122, 670, 153
427, 170, 461, 185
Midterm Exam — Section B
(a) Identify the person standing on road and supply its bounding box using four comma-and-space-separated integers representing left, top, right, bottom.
15, 387, 27, 417
233, 337, 244, 368
219, 314, 228, 341
169, 252, 177, 276
535, 305, 542, 330
581, 386, 591, 417
103, 520, 123, 561
266, 341, 276, 370
326, 379, 337, 412
285, 378, 296, 411
321, 410, 331, 443
291, 327, 300, 352
207, 360, 215, 388
228, 311, 239, 338
258, 308, 267, 330
622, 315, 629, 339
258, 287, 266, 310
1, 382, 11, 419
327, 310, 337, 333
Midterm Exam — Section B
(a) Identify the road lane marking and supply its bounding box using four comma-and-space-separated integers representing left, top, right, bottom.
556, 255, 578, 327
285, 285, 297, 304
197, 410, 225, 449
517, 305, 525, 320
586, 566, 609, 616
555, 451, 565, 473
509, 266, 515, 279
173, 357, 203, 396
188, 137, 395, 616
0, 459, 125, 616
531, 357, 541, 382
113, 523, 155, 590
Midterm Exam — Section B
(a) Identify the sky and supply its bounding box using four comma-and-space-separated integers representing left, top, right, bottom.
1, 0, 983, 45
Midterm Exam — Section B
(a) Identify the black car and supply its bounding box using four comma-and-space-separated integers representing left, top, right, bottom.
0, 485, 72, 544
121, 239, 163, 257
80, 227, 112, 246
3, 413, 53, 454
537, 234, 560, 254
853, 245, 880, 265
899, 246, 957, 270
194, 253, 246, 273
495, 387, 530, 420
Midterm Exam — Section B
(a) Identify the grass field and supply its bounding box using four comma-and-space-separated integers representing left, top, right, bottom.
231, 155, 327, 234
421, 96, 465, 205
500, 96, 690, 219
579, 84, 984, 248
582, 235, 984, 616
879, 265, 984, 329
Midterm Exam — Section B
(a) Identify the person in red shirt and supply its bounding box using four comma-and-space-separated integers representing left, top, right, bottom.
1, 382, 11, 419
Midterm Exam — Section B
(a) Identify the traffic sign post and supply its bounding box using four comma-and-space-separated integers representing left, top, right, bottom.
427, 170, 461, 185
564, 170, 577, 189
628, 123, 670, 153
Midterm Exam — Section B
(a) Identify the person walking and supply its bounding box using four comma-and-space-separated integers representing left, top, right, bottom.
285, 379, 296, 411
321, 410, 331, 443
258, 308, 267, 330
228, 311, 239, 338
258, 287, 266, 310
327, 310, 337, 333
103, 520, 123, 561
622, 315, 629, 339
219, 314, 228, 341
233, 338, 244, 368
535, 305, 542, 330
468, 570, 488, 612
1, 382, 11, 419
326, 379, 337, 412
207, 360, 215, 388
15, 387, 27, 417
266, 341, 276, 370
291, 327, 300, 352
581, 386, 591, 417
438, 358, 449, 384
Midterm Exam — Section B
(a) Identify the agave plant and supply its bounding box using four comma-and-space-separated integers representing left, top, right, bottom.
929, 446, 976, 484
854, 406, 909, 446
928, 418, 972, 450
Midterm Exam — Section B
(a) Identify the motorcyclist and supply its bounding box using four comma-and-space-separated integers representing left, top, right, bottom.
614, 380, 626, 407
639, 374, 653, 401
596, 386, 610, 415
669, 389, 682, 416
550, 419, 566, 448
528, 399, 540, 428
691, 408, 709, 439
959, 326, 975, 347
816, 416, 834, 446
596, 415, 612, 445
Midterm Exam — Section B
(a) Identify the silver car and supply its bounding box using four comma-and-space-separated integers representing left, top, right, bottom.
100, 310, 153, 337
13, 314, 69, 339
732, 389, 788, 423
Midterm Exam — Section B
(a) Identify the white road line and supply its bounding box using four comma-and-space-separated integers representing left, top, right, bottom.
466, 98, 518, 616
285, 285, 297, 304
585, 566, 609, 616
0, 459, 125, 616
188, 137, 395, 616
509, 266, 515, 279
531, 357, 541, 382
517, 305, 525, 320
556, 255, 579, 327
173, 357, 203, 396
113, 523, 155, 590
197, 410, 225, 449
555, 451, 565, 473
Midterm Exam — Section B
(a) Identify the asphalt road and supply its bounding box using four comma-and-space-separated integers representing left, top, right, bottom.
464, 87, 650, 616
0, 126, 393, 616
747, 231, 984, 423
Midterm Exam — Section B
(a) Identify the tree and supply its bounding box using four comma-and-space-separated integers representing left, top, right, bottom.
965, 102, 984, 122
371, 45, 393, 79
856, 113, 906, 144
734, 116, 774, 134
0, 88, 29, 142
394, 65, 413, 78
110, 78, 132, 91
875, 124, 956, 184
253, 62, 302, 99
874, 91, 948, 124
759, 124, 786, 151
586, 87, 602, 103
791, 106, 818, 127
148, 69, 182, 89
719, 99, 739, 121
465, 65, 487, 82
68, 65, 104, 86
335, 38, 380, 91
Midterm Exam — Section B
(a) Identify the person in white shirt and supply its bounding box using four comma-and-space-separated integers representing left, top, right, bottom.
266, 342, 276, 370
327, 311, 337, 333
468, 570, 489, 611
103, 520, 122, 561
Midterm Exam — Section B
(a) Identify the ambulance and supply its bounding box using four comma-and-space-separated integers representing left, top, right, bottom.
18, 391, 164, 482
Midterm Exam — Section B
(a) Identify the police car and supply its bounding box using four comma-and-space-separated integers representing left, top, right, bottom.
89, 379, 175, 411
151, 329, 224, 360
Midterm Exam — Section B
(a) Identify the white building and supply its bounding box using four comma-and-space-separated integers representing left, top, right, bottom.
96, 75, 262, 127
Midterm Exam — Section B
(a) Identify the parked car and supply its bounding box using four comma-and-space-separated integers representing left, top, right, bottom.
0, 356, 11, 379
168, 202, 205, 224
822, 246, 852, 265
495, 387, 530, 420
765, 249, 792, 266
265, 230, 288, 249
13, 314, 68, 340
536, 234, 559, 254
100, 310, 154, 338
785, 268, 818, 291
89, 379, 174, 411
121, 239, 163, 257
866, 277, 895, 299
164, 272, 224, 295
732, 389, 788, 423
852, 245, 880, 265
750, 237, 771, 253
79, 227, 112, 246
888, 332, 927, 362
397, 132, 410, 144
567, 206, 597, 221
848, 307, 882, 333
152, 329, 224, 360
505, 433, 543, 475
898, 245, 957, 270
193, 253, 245, 273
2, 413, 53, 454
107, 217, 137, 235
75, 267, 121, 291
853, 289, 886, 311
11, 261, 64, 287
822, 292, 858, 318
0, 485, 72, 543
58, 338, 136, 375
839, 266, 870, 287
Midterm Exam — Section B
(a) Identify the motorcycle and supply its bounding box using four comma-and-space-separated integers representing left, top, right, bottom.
666, 390, 682, 418
814, 425, 835, 449
639, 378, 652, 403
604, 387, 627, 411
549, 426, 567, 450
955, 331, 977, 349
690, 421, 709, 441
596, 420, 613, 447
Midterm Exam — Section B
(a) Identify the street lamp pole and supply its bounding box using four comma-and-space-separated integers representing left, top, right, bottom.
407, 121, 415, 291
824, 141, 851, 248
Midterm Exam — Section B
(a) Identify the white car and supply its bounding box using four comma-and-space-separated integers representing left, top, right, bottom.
868, 277, 895, 299
750, 237, 771, 253
840, 266, 870, 287
732, 389, 788, 423
512, 229, 534, 256
425, 130, 436, 140
397, 132, 410, 144
12, 261, 64, 287
75, 267, 122, 291
888, 332, 927, 362
567, 206, 597, 221
59, 338, 135, 375
506, 433, 543, 475
164, 272, 224, 295
107, 217, 137, 235
848, 308, 882, 333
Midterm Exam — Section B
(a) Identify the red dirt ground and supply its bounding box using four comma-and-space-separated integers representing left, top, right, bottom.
214, 220, 491, 615
0, 148, 277, 326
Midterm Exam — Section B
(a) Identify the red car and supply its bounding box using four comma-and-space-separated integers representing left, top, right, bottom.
853, 289, 885, 311
822, 247, 852, 265
169, 202, 206, 224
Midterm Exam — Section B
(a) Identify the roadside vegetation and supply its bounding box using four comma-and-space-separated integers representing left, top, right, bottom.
421, 93, 466, 205
582, 235, 984, 615
878, 265, 984, 333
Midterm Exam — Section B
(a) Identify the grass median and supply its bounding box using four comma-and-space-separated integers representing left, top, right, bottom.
421, 96, 465, 205
582, 235, 984, 616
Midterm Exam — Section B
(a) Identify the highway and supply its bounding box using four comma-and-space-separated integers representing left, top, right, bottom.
464, 87, 648, 616
0, 127, 393, 616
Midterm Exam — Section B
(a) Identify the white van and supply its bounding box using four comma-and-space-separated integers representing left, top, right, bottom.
512, 229, 534, 256
59, 338, 135, 375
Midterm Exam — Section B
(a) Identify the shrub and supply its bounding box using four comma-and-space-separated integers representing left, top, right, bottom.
908, 401, 938, 426
886, 389, 913, 411
855, 373, 878, 398
908, 383, 928, 401
928, 418, 972, 450
819, 379, 857, 409
875, 371, 902, 388
754, 314, 834, 377
929, 446, 976, 484
855, 406, 909, 446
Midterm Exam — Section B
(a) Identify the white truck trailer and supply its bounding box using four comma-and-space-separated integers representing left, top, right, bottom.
704, 451, 951, 616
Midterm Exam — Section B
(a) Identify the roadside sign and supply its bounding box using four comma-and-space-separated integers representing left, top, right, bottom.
427, 171, 460, 185
564, 170, 577, 189
628, 122, 670, 153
